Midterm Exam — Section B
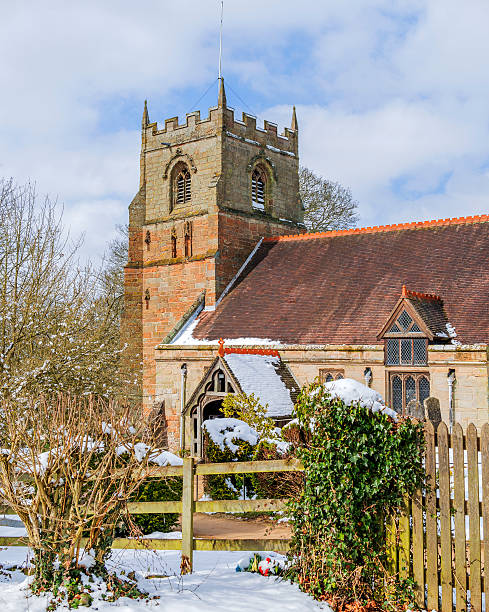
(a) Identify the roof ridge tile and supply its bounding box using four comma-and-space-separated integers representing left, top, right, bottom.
264, 213, 489, 243
224, 347, 280, 357
401, 284, 442, 302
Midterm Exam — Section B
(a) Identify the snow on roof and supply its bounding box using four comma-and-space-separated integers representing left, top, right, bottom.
323, 378, 398, 421
169, 304, 278, 346
203, 418, 259, 453
224, 353, 295, 417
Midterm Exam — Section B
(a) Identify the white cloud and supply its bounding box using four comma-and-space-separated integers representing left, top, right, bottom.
1, 0, 489, 263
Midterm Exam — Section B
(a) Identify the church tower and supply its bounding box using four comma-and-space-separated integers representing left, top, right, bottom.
123, 80, 304, 411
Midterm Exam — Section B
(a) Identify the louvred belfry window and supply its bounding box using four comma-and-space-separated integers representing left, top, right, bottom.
176, 168, 191, 205
251, 168, 266, 209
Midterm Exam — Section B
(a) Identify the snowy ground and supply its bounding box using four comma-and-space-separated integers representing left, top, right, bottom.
0, 545, 328, 611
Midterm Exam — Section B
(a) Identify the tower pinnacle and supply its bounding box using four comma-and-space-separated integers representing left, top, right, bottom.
218, 77, 227, 109
142, 100, 149, 128
291, 105, 298, 131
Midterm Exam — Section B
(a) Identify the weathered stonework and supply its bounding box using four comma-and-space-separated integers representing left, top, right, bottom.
122, 82, 304, 413
154, 343, 489, 452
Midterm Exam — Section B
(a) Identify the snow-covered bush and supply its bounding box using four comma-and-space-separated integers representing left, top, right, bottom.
287, 378, 425, 610
202, 418, 259, 499
0, 394, 178, 608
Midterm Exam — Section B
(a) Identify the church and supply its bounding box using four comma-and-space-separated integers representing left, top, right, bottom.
122, 79, 489, 455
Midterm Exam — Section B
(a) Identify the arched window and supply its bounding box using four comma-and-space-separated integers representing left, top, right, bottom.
385, 309, 427, 366
173, 162, 191, 208
251, 167, 266, 210
319, 369, 345, 383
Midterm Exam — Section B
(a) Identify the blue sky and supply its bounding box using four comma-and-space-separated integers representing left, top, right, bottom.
1, 1, 489, 261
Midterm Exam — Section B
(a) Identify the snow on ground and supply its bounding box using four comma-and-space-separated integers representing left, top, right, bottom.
0, 546, 328, 611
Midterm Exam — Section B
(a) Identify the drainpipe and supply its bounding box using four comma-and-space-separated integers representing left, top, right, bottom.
448, 369, 456, 432
180, 363, 187, 450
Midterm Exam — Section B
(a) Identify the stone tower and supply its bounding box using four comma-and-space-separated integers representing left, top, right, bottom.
123, 79, 303, 411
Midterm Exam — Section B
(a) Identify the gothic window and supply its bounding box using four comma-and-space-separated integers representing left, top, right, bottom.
319, 369, 344, 383
389, 373, 430, 415
172, 162, 191, 209
251, 167, 266, 210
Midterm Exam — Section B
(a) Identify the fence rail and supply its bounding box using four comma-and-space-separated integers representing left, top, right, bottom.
0, 457, 300, 571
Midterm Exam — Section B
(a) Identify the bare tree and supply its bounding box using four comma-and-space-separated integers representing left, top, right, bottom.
299, 166, 359, 233
0, 394, 179, 604
0, 180, 137, 401
99, 223, 128, 319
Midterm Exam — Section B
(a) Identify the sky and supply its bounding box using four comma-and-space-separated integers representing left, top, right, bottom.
1, 0, 489, 262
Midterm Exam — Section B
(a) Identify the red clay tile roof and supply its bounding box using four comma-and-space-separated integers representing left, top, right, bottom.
194, 216, 489, 345
405, 295, 450, 338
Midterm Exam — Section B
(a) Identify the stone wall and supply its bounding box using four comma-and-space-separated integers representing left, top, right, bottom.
155, 343, 489, 452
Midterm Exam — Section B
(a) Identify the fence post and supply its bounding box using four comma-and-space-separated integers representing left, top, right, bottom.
181, 456, 195, 574
385, 514, 397, 576
398, 495, 410, 581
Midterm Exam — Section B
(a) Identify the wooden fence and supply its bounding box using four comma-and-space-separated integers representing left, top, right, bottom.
1, 421, 488, 611
0, 457, 303, 573
388, 420, 488, 612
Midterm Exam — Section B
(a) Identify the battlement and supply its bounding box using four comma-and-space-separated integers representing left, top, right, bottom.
142, 80, 297, 155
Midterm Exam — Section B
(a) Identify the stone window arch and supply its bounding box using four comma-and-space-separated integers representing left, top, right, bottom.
171, 161, 191, 209
251, 167, 266, 209
249, 159, 274, 213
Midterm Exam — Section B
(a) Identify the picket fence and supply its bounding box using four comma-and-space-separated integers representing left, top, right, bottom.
1, 420, 488, 611
386, 420, 489, 612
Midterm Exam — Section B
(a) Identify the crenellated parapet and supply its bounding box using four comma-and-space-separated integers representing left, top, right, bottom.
142, 84, 297, 157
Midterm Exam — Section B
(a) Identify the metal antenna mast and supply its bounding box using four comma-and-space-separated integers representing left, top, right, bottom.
218, 1, 224, 81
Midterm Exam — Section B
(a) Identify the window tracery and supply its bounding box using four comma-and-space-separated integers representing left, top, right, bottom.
251, 167, 266, 210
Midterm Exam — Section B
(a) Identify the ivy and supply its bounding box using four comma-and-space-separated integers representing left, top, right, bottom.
286, 382, 425, 610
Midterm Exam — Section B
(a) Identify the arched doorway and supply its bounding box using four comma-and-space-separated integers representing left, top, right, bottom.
189, 366, 235, 457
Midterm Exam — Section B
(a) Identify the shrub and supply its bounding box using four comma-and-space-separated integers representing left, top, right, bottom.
221, 392, 278, 439
202, 418, 258, 499
251, 439, 303, 500
0, 395, 167, 607
287, 380, 425, 610
118, 477, 182, 536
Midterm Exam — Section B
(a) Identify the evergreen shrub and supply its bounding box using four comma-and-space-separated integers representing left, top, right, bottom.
203, 423, 256, 500
251, 440, 303, 500
287, 382, 425, 610
125, 477, 182, 535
